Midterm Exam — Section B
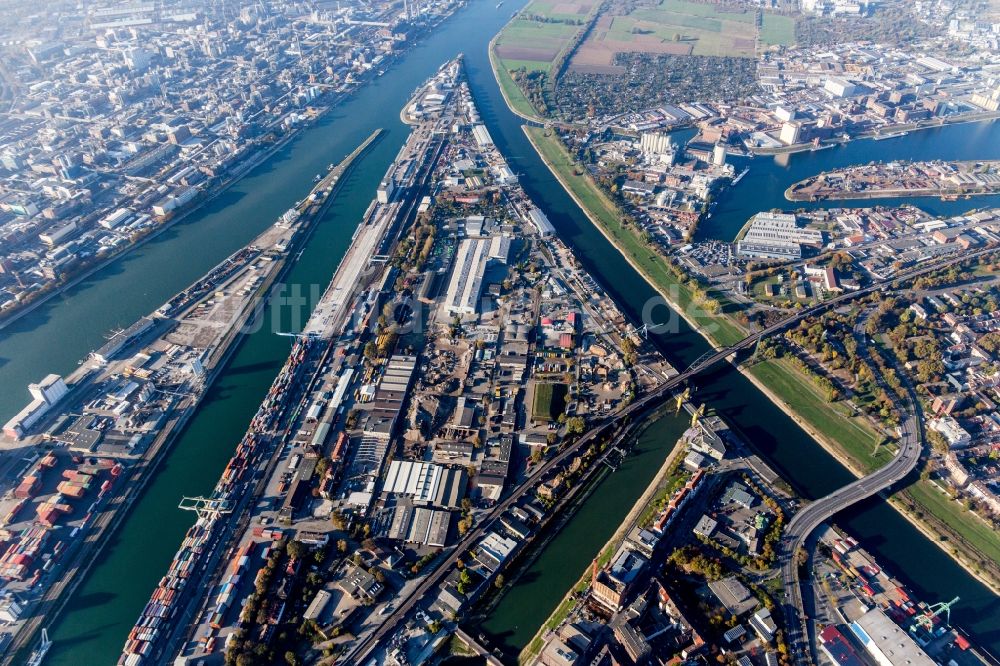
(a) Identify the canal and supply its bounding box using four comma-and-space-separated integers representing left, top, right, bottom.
42, 1, 537, 663
20, 0, 998, 660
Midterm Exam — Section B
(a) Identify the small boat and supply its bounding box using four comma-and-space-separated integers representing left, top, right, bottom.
732, 167, 750, 185
313, 174, 321, 182
496, 0, 503, 6
872, 131, 909, 141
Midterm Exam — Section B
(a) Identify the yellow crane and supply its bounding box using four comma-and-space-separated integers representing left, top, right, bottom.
691, 403, 706, 428
675, 386, 690, 413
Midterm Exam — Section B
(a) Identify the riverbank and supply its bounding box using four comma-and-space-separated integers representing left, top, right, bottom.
517, 420, 685, 664
487, 30, 547, 124
520, 123, 1000, 594
751, 111, 1000, 156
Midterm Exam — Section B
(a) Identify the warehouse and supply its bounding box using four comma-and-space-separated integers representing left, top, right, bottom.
386, 503, 451, 547
849, 608, 935, 666
737, 212, 825, 260
382, 460, 467, 509
442, 236, 510, 315
525, 207, 555, 237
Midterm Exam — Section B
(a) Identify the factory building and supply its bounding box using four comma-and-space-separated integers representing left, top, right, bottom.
640, 131, 674, 156
736, 212, 825, 260
471, 124, 494, 148
849, 608, 936, 666
386, 502, 451, 546
443, 235, 510, 315
525, 207, 555, 237
381, 460, 467, 509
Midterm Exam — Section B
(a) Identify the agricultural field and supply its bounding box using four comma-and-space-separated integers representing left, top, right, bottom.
493, 1, 595, 76
570, 0, 795, 72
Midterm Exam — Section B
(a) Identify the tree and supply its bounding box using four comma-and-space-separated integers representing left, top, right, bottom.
337, 539, 348, 554
494, 574, 506, 589
287, 540, 306, 560
285, 651, 299, 666
565, 416, 586, 435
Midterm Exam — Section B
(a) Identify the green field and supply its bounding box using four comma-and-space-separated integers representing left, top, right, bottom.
905, 481, 1000, 570
748, 358, 888, 471
532, 382, 568, 421
522, 0, 594, 21
607, 0, 795, 57
492, 57, 544, 120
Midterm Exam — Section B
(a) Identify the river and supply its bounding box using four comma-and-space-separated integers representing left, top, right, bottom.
23, 0, 999, 661
698, 119, 1000, 242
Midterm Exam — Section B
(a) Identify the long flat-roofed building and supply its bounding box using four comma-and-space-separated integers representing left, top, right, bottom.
387, 502, 451, 546
3, 374, 70, 440
443, 235, 510, 315
849, 608, 936, 666
736, 212, 825, 260
382, 460, 467, 509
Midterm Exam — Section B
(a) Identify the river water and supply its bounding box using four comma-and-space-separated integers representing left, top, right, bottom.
15, 0, 996, 661
699, 120, 1000, 242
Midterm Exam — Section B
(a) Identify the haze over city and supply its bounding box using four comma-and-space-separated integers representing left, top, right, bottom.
0, 0, 998, 665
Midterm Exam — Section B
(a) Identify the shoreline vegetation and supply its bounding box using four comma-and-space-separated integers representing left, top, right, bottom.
517, 121, 1000, 595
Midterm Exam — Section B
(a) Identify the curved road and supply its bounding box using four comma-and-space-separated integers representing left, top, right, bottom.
342, 246, 992, 664
779, 307, 925, 664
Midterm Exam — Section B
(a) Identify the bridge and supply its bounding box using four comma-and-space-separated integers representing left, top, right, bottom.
778, 307, 925, 664
341, 245, 994, 665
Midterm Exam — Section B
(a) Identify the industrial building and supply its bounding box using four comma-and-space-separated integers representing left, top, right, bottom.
736, 212, 825, 260
381, 460, 467, 509
525, 207, 555, 237
590, 544, 649, 613
442, 235, 510, 315
639, 130, 674, 156
849, 608, 936, 666
471, 124, 494, 148
386, 503, 451, 546
3, 374, 69, 440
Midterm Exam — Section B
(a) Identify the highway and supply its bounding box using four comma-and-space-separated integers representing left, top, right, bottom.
778, 307, 925, 664
341, 245, 996, 664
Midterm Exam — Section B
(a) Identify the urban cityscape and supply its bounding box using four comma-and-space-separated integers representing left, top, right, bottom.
0, 0, 998, 666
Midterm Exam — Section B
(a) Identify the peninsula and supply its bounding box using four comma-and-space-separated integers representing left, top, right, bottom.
786, 160, 1000, 202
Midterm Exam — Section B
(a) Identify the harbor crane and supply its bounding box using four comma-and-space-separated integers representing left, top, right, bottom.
25, 628, 51, 666
178, 496, 234, 520
913, 596, 960, 634
275, 330, 318, 340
